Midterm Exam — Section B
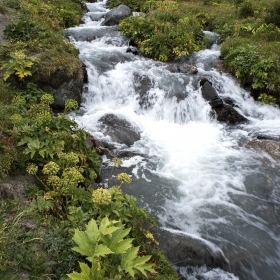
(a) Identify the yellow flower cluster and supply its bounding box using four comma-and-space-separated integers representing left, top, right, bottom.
65, 99, 79, 111
89, 169, 97, 181
145, 231, 159, 245
12, 95, 26, 106
71, 134, 79, 140
35, 110, 52, 125
26, 163, 38, 175
40, 94, 54, 105
47, 175, 62, 189
42, 161, 60, 175
117, 173, 132, 184
10, 114, 24, 126
61, 167, 84, 186
112, 157, 122, 167
92, 188, 112, 205
59, 152, 80, 165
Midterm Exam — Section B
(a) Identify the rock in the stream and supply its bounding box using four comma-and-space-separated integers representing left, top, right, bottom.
134, 74, 155, 109
201, 80, 219, 101
200, 79, 247, 124
101, 5, 132, 26
98, 114, 141, 147
177, 63, 198, 74
155, 228, 229, 269
126, 46, 139, 55
246, 139, 280, 161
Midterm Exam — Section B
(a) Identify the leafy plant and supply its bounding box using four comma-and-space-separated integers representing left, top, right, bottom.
238, 1, 254, 19
67, 216, 155, 279
4, 16, 40, 41
1, 51, 40, 81
119, 11, 206, 61
257, 93, 277, 105
265, 1, 280, 28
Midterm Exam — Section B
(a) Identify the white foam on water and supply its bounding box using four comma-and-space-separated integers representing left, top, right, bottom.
71, 2, 280, 279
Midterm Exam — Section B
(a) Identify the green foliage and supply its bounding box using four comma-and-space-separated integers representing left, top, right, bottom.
109, 0, 148, 12
224, 44, 258, 81
253, 23, 280, 41
4, 16, 41, 41
65, 99, 79, 112
238, 1, 254, 18
257, 93, 277, 105
265, 1, 280, 28
119, 10, 206, 61
221, 39, 280, 93
67, 217, 155, 279
0, 50, 40, 81
3, 0, 20, 9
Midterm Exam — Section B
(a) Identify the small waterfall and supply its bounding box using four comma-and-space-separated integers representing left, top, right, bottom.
68, 1, 280, 279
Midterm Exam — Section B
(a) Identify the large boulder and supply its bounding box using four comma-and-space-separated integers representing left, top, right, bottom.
38, 69, 84, 110
246, 139, 280, 161
200, 79, 247, 124
214, 104, 247, 124
201, 80, 219, 101
101, 5, 132, 26
98, 114, 141, 147
155, 228, 229, 269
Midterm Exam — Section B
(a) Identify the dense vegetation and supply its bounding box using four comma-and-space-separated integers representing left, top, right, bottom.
1, 0, 279, 278
0, 0, 179, 279
113, 0, 280, 104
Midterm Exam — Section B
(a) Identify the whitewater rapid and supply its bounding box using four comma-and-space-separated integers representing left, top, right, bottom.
68, 1, 280, 279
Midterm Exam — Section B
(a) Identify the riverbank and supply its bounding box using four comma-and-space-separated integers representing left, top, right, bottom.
0, 0, 179, 279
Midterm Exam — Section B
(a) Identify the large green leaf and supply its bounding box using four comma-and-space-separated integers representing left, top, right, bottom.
121, 246, 155, 278
72, 229, 97, 257
67, 262, 91, 280
101, 226, 133, 254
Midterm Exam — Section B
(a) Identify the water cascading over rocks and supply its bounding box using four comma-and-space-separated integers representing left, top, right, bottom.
68, 1, 280, 279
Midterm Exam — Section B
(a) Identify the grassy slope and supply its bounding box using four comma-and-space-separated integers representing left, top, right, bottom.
0, 1, 179, 279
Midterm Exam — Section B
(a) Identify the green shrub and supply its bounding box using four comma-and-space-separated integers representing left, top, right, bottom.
265, 1, 280, 28
120, 14, 205, 61
109, 0, 148, 12
3, 0, 20, 9
258, 93, 277, 105
252, 24, 280, 41
238, 1, 254, 18
4, 16, 40, 42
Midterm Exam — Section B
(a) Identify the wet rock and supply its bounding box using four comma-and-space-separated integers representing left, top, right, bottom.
209, 98, 223, 108
155, 228, 229, 270
116, 150, 145, 158
256, 135, 280, 142
82, 63, 88, 83
101, 5, 132, 26
200, 80, 247, 124
245, 140, 280, 161
126, 46, 139, 55
98, 114, 141, 147
201, 81, 219, 101
38, 69, 84, 110
177, 63, 198, 74
214, 104, 247, 124
66, 26, 117, 42
88, 12, 106, 22
134, 74, 155, 109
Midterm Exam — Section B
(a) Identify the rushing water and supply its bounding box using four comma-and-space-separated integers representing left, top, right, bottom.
68, 1, 280, 279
